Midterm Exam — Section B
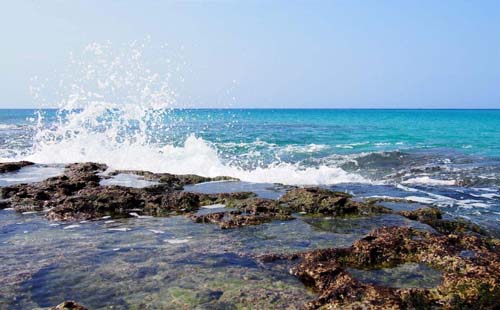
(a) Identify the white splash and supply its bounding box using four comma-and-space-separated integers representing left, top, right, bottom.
21, 42, 368, 186
402, 177, 456, 186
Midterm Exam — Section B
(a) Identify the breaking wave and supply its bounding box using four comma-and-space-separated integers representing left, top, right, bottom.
19, 42, 368, 185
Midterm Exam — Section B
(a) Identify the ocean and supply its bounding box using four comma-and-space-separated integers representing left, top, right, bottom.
1, 108, 500, 230
1, 108, 500, 308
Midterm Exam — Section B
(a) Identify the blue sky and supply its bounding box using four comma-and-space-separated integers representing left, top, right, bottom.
1, 0, 500, 108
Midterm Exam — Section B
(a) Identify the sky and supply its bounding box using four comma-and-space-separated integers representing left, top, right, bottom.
1, 0, 500, 109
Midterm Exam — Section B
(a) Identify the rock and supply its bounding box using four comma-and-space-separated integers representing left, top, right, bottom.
190, 197, 293, 229
0, 161, 34, 173
397, 206, 443, 221
198, 192, 256, 206
1, 162, 203, 221
261, 226, 500, 309
51, 301, 88, 310
109, 169, 236, 189
279, 187, 390, 216
0, 199, 11, 209
398, 207, 490, 236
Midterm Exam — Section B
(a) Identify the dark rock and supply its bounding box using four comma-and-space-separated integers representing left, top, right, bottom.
397, 206, 443, 221
0, 199, 10, 209
2, 162, 202, 221
198, 192, 257, 206
279, 187, 391, 216
398, 207, 490, 236
0, 161, 34, 173
109, 169, 236, 189
190, 197, 293, 229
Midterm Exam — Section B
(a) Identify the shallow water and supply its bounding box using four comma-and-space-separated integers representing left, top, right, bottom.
0, 164, 64, 186
348, 263, 443, 289
1, 107, 500, 308
99, 173, 160, 188
0, 185, 439, 309
184, 180, 289, 199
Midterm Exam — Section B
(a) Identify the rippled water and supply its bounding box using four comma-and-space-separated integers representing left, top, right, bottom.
0, 165, 494, 309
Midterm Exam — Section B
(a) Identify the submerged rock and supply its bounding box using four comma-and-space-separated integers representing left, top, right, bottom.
261, 226, 500, 309
198, 192, 257, 206
398, 206, 490, 236
108, 169, 236, 189
279, 187, 391, 216
190, 197, 293, 229
0, 161, 34, 173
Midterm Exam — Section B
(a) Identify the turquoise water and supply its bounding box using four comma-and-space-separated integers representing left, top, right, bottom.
1, 108, 500, 230
2, 108, 500, 155
1, 108, 500, 309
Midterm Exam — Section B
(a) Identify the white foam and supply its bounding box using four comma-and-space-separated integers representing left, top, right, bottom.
0, 124, 23, 130
13, 42, 368, 186
202, 203, 226, 209
165, 238, 190, 244
402, 177, 456, 186
404, 196, 436, 204
63, 224, 81, 229
149, 229, 165, 234
478, 193, 500, 199
24, 133, 368, 185
108, 227, 131, 232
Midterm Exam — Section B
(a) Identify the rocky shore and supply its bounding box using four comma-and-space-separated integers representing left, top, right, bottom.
1, 161, 499, 309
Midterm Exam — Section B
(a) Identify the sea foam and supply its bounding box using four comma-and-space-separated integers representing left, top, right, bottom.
17, 42, 368, 186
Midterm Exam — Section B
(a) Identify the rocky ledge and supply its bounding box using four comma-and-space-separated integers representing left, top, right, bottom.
0, 162, 494, 235
0, 162, 391, 226
260, 226, 500, 309
0, 160, 34, 173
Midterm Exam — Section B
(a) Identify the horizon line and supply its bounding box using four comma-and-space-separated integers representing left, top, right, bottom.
1, 107, 500, 110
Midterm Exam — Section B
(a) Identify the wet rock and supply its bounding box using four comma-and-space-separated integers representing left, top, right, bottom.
364, 197, 411, 205
1, 162, 106, 204
398, 206, 490, 236
198, 192, 257, 206
109, 169, 236, 189
397, 206, 443, 221
1, 162, 203, 221
0, 161, 34, 173
261, 226, 500, 309
51, 301, 88, 310
46, 187, 201, 221
190, 198, 294, 229
279, 187, 391, 216
0, 199, 11, 209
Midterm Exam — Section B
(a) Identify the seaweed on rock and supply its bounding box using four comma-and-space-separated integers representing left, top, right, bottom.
260, 226, 500, 309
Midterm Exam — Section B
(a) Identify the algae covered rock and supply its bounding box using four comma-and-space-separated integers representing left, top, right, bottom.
261, 226, 500, 309
198, 191, 257, 206
108, 169, 236, 189
190, 197, 293, 229
279, 187, 390, 216
1, 162, 203, 221
398, 206, 490, 236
